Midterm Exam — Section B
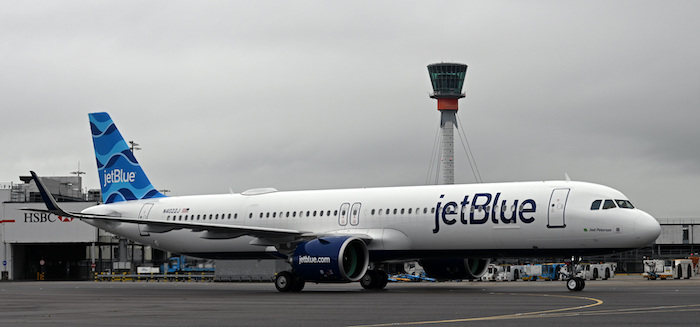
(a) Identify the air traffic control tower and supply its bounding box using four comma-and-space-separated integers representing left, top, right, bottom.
428, 62, 467, 185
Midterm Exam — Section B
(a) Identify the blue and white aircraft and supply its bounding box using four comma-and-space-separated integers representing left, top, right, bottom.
29, 112, 661, 292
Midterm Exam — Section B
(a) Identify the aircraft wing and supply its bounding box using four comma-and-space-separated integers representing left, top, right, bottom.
25, 171, 309, 241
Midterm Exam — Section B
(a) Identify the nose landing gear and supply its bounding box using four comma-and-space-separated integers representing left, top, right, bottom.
564, 256, 585, 291
566, 276, 585, 291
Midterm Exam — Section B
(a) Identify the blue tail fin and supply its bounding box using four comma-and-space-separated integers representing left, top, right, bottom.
89, 112, 166, 204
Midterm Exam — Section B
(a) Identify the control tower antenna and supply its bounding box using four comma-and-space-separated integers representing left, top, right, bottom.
427, 62, 467, 185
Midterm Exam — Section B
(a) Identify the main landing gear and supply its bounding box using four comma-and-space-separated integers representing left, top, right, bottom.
275, 269, 388, 292
275, 271, 305, 292
564, 256, 585, 291
360, 269, 389, 290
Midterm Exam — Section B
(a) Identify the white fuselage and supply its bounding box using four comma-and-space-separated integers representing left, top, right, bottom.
82, 180, 660, 261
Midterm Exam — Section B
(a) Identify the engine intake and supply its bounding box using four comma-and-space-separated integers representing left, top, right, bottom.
292, 236, 369, 282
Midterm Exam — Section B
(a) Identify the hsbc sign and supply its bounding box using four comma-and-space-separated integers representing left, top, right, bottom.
24, 213, 73, 223
4, 203, 95, 243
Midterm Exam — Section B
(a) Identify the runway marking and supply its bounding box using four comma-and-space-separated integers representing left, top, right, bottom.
347, 293, 604, 327
532, 303, 700, 318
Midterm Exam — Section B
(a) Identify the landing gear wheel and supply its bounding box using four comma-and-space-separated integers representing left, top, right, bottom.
291, 275, 306, 292
275, 271, 293, 292
360, 270, 389, 290
360, 270, 377, 290
566, 277, 585, 291
376, 270, 389, 289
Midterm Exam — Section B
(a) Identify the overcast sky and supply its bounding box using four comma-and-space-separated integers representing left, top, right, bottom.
2, 1, 699, 218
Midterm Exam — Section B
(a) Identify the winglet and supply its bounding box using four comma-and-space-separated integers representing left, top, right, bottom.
30, 171, 68, 215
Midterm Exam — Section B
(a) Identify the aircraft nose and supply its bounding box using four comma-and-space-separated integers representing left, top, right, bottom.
634, 211, 661, 244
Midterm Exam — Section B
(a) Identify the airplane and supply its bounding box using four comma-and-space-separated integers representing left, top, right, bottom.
27, 112, 661, 292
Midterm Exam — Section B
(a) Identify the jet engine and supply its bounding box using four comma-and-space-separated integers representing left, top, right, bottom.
292, 236, 369, 282
419, 258, 491, 280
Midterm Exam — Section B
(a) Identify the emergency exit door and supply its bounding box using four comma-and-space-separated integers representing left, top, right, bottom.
547, 188, 569, 228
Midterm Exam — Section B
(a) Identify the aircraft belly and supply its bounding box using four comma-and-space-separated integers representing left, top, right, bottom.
152, 231, 266, 254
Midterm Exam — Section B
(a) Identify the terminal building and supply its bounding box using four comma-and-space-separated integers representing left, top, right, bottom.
0, 175, 163, 280
1, 173, 698, 280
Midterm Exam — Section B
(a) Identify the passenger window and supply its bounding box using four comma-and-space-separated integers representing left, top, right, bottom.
603, 199, 616, 209
400, 209, 405, 214
591, 200, 601, 210
371, 209, 375, 215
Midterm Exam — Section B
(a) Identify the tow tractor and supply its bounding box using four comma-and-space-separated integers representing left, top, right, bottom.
643, 259, 673, 280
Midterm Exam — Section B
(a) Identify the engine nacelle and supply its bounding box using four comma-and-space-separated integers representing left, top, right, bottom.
292, 236, 369, 283
419, 258, 491, 280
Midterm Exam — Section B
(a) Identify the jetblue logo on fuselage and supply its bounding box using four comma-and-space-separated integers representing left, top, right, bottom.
103, 169, 136, 187
433, 192, 537, 233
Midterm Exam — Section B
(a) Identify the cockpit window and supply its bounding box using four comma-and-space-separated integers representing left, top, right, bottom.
590, 200, 601, 210
602, 199, 616, 210
616, 199, 635, 209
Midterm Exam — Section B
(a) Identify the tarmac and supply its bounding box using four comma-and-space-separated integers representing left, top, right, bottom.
1, 275, 699, 326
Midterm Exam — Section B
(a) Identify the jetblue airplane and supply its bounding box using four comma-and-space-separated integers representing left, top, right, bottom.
29, 112, 661, 292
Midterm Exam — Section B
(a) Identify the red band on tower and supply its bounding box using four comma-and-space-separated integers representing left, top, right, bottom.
437, 98, 459, 111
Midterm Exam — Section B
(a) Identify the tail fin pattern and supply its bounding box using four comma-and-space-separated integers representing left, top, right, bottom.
89, 112, 166, 204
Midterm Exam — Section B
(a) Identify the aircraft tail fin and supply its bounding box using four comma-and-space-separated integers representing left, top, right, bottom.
89, 112, 166, 204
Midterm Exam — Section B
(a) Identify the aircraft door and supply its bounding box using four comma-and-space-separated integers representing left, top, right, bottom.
547, 189, 569, 228
350, 202, 361, 226
138, 203, 154, 236
338, 203, 350, 226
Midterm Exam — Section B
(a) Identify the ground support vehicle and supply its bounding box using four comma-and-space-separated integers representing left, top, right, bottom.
643, 259, 673, 280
